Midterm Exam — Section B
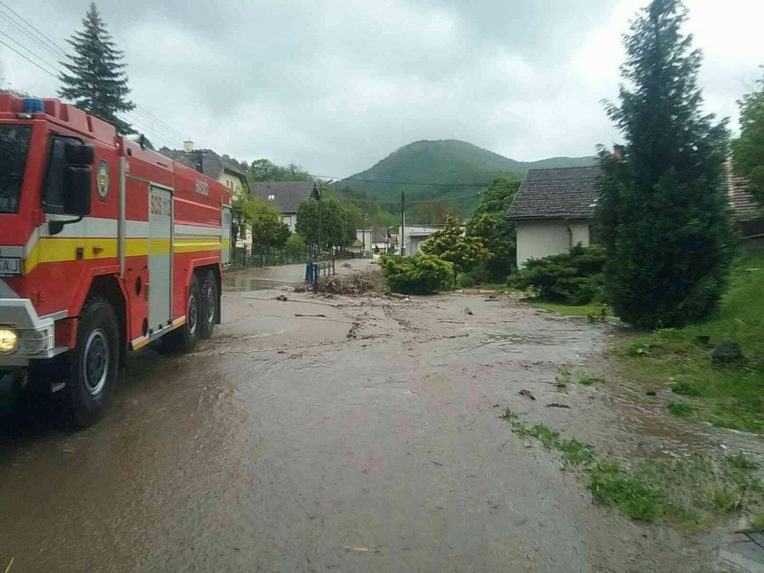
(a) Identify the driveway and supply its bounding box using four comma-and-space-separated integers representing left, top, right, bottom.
0, 286, 715, 572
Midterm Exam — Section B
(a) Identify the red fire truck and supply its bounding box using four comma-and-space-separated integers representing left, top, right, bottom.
0, 94, 232, 426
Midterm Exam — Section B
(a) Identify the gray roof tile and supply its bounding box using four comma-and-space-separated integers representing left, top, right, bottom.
252, 181, 314, 214
160, 148, 248, 184
508, 165, 601, 221
726, 160, 763, 223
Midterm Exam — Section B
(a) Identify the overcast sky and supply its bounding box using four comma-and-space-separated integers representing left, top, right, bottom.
1, 0, 762, 177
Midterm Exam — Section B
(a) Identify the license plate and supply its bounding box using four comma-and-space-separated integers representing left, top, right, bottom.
0, 258, 21, 276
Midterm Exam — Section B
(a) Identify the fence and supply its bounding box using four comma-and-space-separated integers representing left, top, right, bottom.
231, 247, 309, 269
231, 246, 369, 270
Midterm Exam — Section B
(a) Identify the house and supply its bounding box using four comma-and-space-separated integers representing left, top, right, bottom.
160, 141, 249, 199
726, 160, 764, 247
356, 227, 391, 254
399, 225, 442, 255
507, 166, 601, 268
252, 181, 314, 232
160, 142, 251, 251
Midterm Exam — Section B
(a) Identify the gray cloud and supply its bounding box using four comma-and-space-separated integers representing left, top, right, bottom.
2, 0, 762, 177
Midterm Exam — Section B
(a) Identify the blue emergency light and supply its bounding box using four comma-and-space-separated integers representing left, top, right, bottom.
22, 98, 44, 113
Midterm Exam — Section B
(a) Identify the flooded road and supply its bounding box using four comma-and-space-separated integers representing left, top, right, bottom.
222, 258, 376, 291
0, 277, 715, 572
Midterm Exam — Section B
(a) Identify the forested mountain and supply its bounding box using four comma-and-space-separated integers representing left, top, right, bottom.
337, 140, 596, 220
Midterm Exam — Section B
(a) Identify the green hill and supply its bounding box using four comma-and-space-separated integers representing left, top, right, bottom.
338, 140, 596, 220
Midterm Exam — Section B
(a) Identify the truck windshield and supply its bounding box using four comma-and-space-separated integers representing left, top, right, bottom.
0, 125, 32, 213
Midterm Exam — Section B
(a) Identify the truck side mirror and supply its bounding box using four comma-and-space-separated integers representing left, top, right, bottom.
64, 165, 92, 216
65, 141, 95, 166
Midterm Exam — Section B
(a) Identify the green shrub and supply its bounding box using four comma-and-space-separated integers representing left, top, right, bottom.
420, 216, 489, 274
455, 272, 476, 288
285, 233, 307, 258
508, 245, 606, 305
380, 254, 455, 295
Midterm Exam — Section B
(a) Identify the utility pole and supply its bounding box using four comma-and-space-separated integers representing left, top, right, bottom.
311, 183, 322, 291
400, 190, 406, 256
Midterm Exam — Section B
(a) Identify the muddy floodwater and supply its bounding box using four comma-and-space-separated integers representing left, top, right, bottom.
0, 273, 736, 571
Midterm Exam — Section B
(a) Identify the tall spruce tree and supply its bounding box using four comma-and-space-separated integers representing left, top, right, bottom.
58, 3, 135, 134
596, 0, 732, 329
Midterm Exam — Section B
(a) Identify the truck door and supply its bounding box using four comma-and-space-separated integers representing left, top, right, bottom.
149, 185, 173, 332
221, 205, 232, 266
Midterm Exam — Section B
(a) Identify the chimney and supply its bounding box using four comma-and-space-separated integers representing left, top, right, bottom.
612, 145, 625, 161
183, 140, 194, 153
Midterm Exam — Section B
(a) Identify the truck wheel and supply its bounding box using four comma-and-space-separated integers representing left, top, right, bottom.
161, 275, 200, 353
199, 271, 218, 340
66, 297, 119, 428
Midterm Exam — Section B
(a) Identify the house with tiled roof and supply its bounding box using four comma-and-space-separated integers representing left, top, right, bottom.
252, 181, 314, 232
160, 142, 250, 200
726, 160, 764, 245
507, 166, 601, 268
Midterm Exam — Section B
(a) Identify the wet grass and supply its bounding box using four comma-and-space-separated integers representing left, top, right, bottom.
501, 409, 764, 527
667, 401, 694, 417
576, 374, 605, 386
588, 461, 663, 522
553, 368, 605, 388
531, 301, 610, 319
615, 249, 764, 434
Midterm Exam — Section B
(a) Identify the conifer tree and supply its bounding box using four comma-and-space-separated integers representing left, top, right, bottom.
58, 3, 135, 133
596, 0, 732, 328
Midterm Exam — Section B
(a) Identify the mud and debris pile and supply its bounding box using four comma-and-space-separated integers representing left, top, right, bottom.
317, 270, 386, 296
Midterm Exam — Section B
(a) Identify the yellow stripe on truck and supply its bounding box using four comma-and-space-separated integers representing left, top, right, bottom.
174, 236, 221, 253
23, 236, 221, 274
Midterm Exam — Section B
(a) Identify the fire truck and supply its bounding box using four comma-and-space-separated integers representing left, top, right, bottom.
0, 94, 232, 426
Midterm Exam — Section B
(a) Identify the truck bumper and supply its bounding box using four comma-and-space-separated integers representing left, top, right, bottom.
0, 298, 64, 368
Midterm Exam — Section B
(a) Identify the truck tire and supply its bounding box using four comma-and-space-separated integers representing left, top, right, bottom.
199, 270, 218, 340
161, 275, 200, 353
66, 297, 119, 428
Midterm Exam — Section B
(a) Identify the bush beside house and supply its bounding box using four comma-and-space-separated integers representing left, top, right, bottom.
380, 255, 455, 295
508, 245, 606, 305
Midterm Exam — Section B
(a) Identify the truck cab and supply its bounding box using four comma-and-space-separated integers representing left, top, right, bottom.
0, 94, 231, 426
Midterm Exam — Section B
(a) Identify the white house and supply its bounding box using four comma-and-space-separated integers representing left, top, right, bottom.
356, 227, 390, 254
507, 166, 601, 268
399, 225, 441, 255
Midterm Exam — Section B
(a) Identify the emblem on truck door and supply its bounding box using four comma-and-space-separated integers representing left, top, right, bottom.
97, 161, 110, 199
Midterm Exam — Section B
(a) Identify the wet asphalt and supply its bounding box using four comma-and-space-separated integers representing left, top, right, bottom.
0, 267, 715, 572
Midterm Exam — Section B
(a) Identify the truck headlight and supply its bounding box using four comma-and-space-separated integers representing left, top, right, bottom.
0, 328, 18, 353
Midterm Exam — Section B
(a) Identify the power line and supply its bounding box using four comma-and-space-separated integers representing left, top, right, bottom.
136, 107, 185, 141
0, 10, 62, 64
0, 35, 59, 78
315, 175, 507, 188
0, 28, 61, 74
0, 1, 67, 57
0, 5, 186, 145
0, 31, 172, 144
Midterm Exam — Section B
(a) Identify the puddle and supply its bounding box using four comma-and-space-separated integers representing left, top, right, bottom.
485, 331, 571, 346
223, 276, 300, 292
